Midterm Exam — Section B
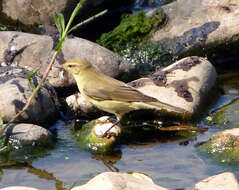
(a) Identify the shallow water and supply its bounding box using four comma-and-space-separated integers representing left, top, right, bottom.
0, 69, 239, 190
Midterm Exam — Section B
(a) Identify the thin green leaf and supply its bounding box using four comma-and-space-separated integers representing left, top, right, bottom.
68, 9, 108, 34
27, 67, 40, 80
27, 68, 40, 89
63, 0, 86, 37
29, 81, 36, 89
54, 13, 65, 38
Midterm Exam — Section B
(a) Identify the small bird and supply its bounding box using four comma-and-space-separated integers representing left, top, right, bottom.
63, 59, 184, 136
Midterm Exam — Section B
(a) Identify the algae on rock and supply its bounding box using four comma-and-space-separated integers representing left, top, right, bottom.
97, 10, 166, 55
213, 98, 239, 128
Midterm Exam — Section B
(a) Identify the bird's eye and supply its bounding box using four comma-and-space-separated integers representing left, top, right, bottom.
68, 65, 73, 68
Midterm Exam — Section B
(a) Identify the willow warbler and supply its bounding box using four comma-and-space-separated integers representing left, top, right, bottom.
63, 59, 185, 132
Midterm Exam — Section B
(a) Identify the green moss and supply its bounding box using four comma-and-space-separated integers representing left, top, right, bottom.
97, 10, 165, 54
199, 135, 239, 163
213, 98, 239, 128
76, 120, 117, 153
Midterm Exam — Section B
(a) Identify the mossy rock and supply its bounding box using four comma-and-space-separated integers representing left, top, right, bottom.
75, 119, 118, 153
199, 128, 239, 163
213, 98, 239, 128
0, 137, 51, 162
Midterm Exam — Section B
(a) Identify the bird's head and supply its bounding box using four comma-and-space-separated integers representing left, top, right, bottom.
63, 59, 92, 75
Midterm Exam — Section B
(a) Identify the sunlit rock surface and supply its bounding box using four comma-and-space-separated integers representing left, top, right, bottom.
72, 172, 169, 190
150, 0, 239, 58
129, 56, 217, 118
193, 172, 239, 190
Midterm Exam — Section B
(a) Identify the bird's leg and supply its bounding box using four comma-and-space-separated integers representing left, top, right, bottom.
101, 119, 120, 138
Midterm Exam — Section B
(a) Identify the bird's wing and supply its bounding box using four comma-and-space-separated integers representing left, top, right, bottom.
83, 85, 157, 102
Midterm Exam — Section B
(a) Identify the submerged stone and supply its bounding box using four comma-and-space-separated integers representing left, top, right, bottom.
213, 98, 239, 128
199, 128, 239, 163
75, 116, 120, 153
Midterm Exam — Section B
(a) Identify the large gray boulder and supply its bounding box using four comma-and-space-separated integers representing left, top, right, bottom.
6, 123, 54, 147
150, 0, 239, 58
0, 31, 132, 88
130, 56, 218, 118
0, 66, 59, 126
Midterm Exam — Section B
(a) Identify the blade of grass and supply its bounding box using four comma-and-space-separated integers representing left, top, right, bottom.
68, 9, 108, 34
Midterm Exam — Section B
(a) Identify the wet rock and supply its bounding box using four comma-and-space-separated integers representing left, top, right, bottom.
199, 128, 239, 162
72, 172, 169, 190
76, 116, 120, 153
0, 66, 59, 126
0, 187, 39, 190
0, 31, 133, 88
129, 56, 218, 119
150, 0, 239, 61
193, 172, 239, 190
213, 98, 239, 128
6, 123, 54, 147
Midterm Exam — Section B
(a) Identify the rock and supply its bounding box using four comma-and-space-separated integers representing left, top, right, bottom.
199, 128, 239, 162
1, 0, 69, 27
66, 93, 104, 119
6, 123, 54, 147
0, 31, 133, 88
76, 117, 120, 153
0, 187, 39, 190
0, 66, 59, 126
213, 98, 239, 128
193, 172, 239, 190
0, 0, 133, 30
72, 172, 169, 190
129, 56, 218, 119
150, 0, 239, 61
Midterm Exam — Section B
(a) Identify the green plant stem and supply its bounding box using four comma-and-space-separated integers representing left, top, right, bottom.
0, 51, 58, 137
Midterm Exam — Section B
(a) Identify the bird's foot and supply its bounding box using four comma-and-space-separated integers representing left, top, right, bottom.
94, 116, 121, 138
